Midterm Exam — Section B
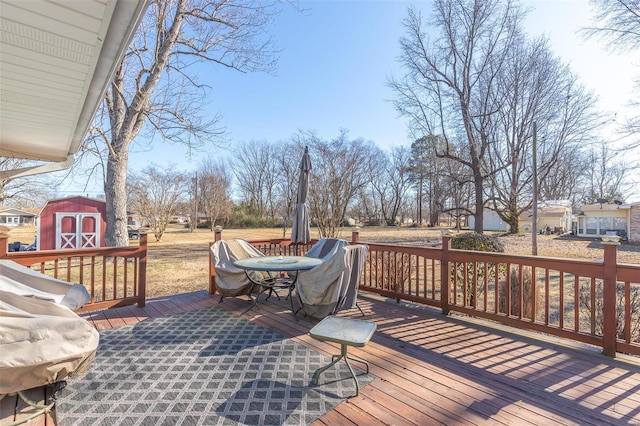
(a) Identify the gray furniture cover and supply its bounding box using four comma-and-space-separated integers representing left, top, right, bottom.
210, 239, 273, 298
0, 260, 98, 394
303, 238, 348, 261
296, 244, 369, 319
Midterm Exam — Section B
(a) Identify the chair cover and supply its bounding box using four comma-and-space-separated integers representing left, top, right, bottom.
210, 239, 272, 297
296, 243, 369, 319
304, 238, 348, 261
0, 259, 90, 311
337, 244, 369, 311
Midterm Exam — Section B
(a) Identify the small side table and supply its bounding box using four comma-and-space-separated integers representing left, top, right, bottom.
309, 316, 376, 396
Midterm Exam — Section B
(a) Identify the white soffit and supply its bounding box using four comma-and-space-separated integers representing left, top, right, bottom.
0, 0, 148, 163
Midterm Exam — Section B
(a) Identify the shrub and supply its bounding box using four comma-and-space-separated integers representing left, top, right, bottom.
499, 266, 543, 320
579, 282, 640, 343
451, 233, 504, 253
450, 233, 504, 307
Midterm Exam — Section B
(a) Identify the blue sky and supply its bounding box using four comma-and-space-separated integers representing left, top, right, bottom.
60, 0, 638, 197
208, 1, 411, 149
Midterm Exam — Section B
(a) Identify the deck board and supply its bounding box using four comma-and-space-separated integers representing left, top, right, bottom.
3, 290, 639, 425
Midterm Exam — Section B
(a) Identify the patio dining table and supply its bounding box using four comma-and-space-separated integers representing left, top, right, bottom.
233, 255, 322, 318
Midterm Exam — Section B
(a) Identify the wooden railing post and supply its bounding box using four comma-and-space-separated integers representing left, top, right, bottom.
0, 225, 9, 258
138, 234, 147, 307
351, 227, 360, 244
209, 226, 223, 294
441, 234, 452, 316
602, 236, 620, 357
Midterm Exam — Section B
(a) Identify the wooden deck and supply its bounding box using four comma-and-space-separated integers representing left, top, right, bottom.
3, 290, 640, 425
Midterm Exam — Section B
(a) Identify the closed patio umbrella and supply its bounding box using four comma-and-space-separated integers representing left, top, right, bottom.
291, 146, 312, 253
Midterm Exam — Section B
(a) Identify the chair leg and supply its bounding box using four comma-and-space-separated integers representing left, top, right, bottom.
356, 303, 365, 316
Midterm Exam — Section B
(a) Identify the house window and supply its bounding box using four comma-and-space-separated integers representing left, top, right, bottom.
586, 217, 598, 235
3, 216, 19, 226
598, 217, 612, 235
612, 217, 626, 232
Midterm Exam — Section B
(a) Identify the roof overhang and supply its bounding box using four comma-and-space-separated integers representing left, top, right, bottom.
0, 0, 148, 178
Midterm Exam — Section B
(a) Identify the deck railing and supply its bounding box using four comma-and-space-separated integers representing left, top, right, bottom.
210, 229, 640, 358
0, 232, 147, 312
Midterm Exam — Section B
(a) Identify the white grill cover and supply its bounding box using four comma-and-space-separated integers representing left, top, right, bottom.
0, 260, 98, 394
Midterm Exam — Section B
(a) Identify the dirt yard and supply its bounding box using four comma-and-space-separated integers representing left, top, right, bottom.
5, 225, 639, 299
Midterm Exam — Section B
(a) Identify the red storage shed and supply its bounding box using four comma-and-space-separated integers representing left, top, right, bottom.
38, 196, 107, 250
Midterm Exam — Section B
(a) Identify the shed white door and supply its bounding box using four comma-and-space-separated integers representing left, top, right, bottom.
55, 213, 101, 249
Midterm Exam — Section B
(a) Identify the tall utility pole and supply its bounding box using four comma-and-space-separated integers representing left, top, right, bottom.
417, 176, 423, 225
532, 122, 538, 256
192, 172, 198, 233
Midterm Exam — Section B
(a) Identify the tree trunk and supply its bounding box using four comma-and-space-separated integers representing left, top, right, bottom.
104, 151, 130, 247
507, 214, 520, 234
473, 171, 484, 234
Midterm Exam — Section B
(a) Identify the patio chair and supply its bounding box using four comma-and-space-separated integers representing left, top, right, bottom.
286, 237, 348, 282
303, 237, 348, 261
336, 244, 369, 315
295, 243, 369, 319
210, 239, 274, 299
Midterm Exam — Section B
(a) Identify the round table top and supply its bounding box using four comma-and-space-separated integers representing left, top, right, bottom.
233, 255, 322, 272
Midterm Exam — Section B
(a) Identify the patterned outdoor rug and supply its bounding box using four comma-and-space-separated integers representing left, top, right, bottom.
56, 306, 372, 426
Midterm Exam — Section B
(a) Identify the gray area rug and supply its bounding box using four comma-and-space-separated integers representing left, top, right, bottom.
56, 306, 372, 425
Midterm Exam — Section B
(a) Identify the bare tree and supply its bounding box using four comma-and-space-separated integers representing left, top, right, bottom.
233, 141, 280, 219
409, 136, 451, 227
389, 1, 523, 233
440, 147, 474, 229
197, 158, 233, 230
368, 146, 413, 226
304, 130, 375, 238
127, 165, 189, 241
582, 142, 633, 204
584, 0, 640, 51
486, 36, 598, 233
0, 158, 55, 208
84, 0, 280, 247
538, 144, 589, 203
273, 141, 303, 238
583, 0, 640, 150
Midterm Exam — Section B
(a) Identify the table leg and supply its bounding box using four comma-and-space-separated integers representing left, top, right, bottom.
241, 284, 263, 314
287, 285, 299, 321
312, 344, 365, 396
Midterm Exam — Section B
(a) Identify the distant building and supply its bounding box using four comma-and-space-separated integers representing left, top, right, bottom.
0, 208, 37, 226
521, 200, 573, 234
574, 201, 640, 243
467, 209, 509, 232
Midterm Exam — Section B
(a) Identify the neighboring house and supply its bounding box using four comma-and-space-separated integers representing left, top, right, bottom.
38, 196, 107, 250
468, 200, 572, 233
630, 202, 640, 244
521, 200, 573, 234
127, 212, 145, 228
0, 208, 37, 226
575, 201, 640, 243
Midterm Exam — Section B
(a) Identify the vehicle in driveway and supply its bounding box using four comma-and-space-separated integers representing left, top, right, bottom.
128, 226, 140, 240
